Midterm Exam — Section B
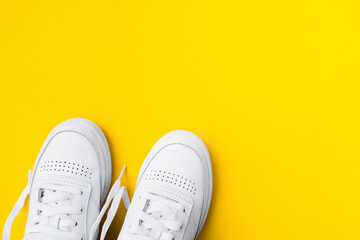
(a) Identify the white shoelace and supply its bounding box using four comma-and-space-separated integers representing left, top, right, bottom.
122, 193, 185, 240
3, 166, 129, 240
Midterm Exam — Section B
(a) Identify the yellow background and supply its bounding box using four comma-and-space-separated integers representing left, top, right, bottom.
1, 0, 360, 239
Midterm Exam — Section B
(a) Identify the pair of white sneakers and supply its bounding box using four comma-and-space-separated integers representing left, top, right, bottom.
3, 118, 213, 240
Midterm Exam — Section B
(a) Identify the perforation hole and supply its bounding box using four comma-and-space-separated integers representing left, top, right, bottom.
39, 160, 91, 179
146, 170, 196, 194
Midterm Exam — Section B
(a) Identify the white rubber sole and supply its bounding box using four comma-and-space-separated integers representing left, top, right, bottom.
136, 130, 213, 239
30, 118, 112, 204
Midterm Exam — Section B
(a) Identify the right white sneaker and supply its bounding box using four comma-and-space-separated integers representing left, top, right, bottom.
3, 118, 129, 240
118, 130, 213, 240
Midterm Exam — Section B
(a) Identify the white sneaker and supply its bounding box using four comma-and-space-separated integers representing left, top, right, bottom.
3, 118, 129, 240
118, 130, 213, 240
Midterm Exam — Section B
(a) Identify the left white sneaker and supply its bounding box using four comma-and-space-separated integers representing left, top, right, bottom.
3, 118, 129, 240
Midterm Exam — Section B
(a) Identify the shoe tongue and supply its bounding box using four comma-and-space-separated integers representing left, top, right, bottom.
40, 233, 63, 240
150, 193, 178, 204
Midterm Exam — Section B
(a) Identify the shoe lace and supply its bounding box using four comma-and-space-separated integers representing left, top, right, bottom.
122, 193, 185, 240
3, 166, 130, 240
24, 183, 84, 240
